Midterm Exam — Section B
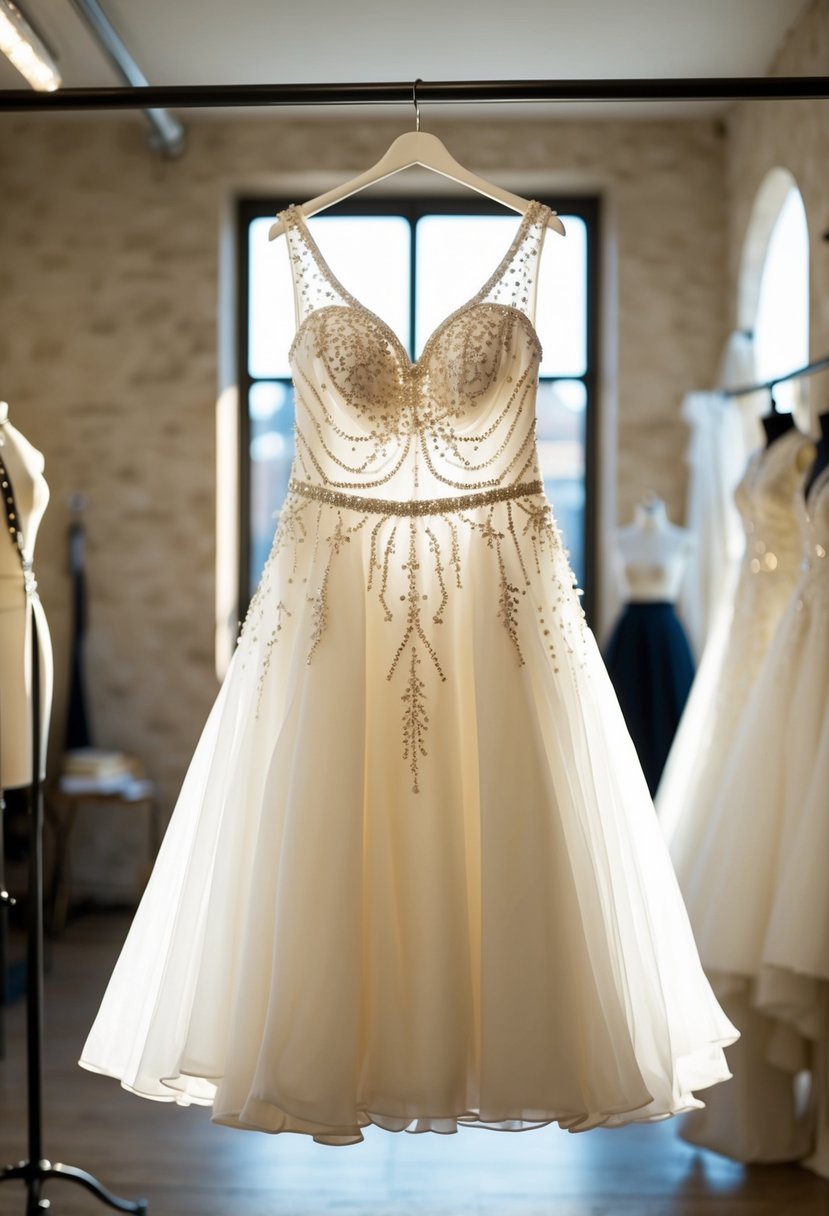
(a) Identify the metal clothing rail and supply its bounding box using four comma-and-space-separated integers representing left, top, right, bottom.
0, 75, 828, 111
725, 353, 829, 398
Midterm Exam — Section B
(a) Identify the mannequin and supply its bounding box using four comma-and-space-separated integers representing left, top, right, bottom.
0, 406, 141, 1213
614, 496, 695, 603
804, 410, 829, 500
0, 401, 53, 788
604, 497, 695, 796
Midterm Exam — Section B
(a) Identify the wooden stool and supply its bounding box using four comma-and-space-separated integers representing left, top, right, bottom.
44, 766, 160, 936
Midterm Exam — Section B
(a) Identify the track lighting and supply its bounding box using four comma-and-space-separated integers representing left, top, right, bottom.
0, 0, 60, 92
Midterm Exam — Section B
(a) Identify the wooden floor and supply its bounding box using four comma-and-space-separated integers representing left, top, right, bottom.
0, 915, 828, 1216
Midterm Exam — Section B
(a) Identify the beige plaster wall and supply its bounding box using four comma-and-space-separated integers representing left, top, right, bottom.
0, 110, 730, 831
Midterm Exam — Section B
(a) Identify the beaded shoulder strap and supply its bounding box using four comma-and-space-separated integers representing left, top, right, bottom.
478, 200, 551, 321
278, 204, 351, 327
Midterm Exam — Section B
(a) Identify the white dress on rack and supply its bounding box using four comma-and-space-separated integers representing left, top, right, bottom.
677, 389, 747, 659
658, 427, 813, 846
80, 201, 735, 1145
678, 465, 829, 1174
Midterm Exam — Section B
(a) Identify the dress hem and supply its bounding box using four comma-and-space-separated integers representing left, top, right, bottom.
78, 1055, 733, 1146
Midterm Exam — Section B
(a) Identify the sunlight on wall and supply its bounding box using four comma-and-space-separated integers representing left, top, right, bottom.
753, 185, 810, 412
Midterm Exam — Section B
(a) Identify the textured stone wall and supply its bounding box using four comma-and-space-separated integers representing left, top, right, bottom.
0, 108, 731, 844
726, 0, 829, 424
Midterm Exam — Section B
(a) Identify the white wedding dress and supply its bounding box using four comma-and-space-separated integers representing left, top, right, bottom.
676, 463, 829, 1175
80, 201, 736, 1145
658, 426, 813, 852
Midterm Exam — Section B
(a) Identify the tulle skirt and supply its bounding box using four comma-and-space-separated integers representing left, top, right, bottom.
677, 567, 829, 1175
80, 492, 736, 1144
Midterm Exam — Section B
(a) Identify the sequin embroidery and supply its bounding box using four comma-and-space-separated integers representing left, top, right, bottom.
242, 199, 589, 792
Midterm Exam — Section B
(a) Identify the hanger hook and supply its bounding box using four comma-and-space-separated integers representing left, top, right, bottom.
769, 382, 779, 414
412, 78, 422, 132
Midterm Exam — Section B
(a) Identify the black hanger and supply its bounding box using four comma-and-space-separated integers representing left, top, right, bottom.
761, 384, 795, 447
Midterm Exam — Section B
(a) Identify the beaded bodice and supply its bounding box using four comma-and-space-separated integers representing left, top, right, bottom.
241, 201, 589, 795
281, 200, 551, 501
733, 428, 811, 594
723, 427, 814, 708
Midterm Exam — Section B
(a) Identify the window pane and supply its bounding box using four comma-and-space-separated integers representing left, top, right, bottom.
415, 215, 522, 355
248, 215, 411, 379
249, 381, 294, 588
248, 217, 295, 380
415, 213, 587, 375
537, 216, 588, 378
536, 379, 587, 589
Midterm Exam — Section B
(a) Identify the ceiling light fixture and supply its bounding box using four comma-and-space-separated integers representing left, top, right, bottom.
0, 0, 60, 92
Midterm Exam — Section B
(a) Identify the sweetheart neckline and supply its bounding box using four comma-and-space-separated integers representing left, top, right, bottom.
282, 200, 549, 371
287, 300, 543, 372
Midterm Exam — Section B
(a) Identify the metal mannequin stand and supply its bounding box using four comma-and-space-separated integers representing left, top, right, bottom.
0, 589, 146, 1212
0, 791, 14, 1060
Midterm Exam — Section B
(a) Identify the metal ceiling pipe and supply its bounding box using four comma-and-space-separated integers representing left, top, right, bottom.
66, 0, 185, 156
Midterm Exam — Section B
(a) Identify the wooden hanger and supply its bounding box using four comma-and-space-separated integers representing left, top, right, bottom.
269, 80, 566, 240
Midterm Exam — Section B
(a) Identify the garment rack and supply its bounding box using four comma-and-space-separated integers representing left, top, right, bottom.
0, 76, 828, 110
725, 353, 829, 398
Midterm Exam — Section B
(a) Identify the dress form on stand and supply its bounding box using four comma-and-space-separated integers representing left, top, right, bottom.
603, 498, 695, 796
0, 402, 53, 790
614, 497, 694, 602
0, 402, 145, 1214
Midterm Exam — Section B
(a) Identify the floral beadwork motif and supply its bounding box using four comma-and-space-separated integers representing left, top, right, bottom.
241, 198, 589, 791
251, 483, 587, 793
401, 648, 428, 795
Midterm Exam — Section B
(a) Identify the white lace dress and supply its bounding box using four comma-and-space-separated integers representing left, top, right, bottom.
80, 201, 736, 1145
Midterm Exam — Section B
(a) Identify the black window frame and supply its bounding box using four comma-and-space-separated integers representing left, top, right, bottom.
236, 193, 600, 622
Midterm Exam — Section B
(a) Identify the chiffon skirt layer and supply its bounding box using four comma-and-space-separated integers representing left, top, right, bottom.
603, 601, 694, 796
80, 494, 736, 1145
678, 568, 829, 1175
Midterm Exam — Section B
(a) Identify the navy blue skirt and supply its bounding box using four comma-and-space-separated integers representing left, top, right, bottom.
603, 602, 695, 798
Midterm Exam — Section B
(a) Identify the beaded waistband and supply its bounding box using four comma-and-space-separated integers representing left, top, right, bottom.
287, 477, 544, 517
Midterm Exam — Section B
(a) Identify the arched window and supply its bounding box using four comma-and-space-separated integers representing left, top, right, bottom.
739, 170, 809, 413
